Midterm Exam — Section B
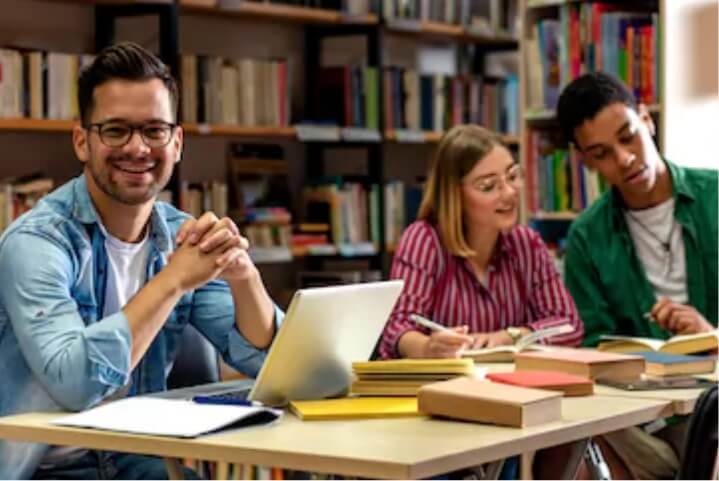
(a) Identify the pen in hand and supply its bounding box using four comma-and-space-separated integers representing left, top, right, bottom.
409, 314, 453, 332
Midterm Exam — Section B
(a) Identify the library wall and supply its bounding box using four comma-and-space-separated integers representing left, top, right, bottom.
661, 0, 719, 170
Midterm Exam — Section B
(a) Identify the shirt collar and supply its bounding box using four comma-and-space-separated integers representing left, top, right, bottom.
608, 159, 693, 228
71, 174, 173, 254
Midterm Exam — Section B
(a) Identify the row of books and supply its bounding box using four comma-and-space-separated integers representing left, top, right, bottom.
383, 68, 518, 135
180, 55, 291, 127
0, 48, 94, 120
524, 131, 608, 215
179, 180, 229, 219
526, 6, 660, 111
303, 178, 421, 251
383, 0, 519, 37
0, 175, 54, 234
314, 66, 380, 130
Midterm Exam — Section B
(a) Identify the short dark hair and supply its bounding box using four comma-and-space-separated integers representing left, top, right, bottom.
556, 72, 637, 146
78, 42, 178, 125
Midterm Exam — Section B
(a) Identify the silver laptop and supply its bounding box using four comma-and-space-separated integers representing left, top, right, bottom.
160, 280, 404, 407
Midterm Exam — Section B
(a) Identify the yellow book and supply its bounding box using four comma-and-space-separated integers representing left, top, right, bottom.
598, 330, 719, 355
289, 397, 420, 421
352, 358, 474, 375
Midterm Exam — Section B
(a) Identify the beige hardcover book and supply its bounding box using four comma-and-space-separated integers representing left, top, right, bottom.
515, 349, 645, 381
418, 377, 562, 428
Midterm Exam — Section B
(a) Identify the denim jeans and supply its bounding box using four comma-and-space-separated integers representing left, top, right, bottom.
32, 450, 201, 480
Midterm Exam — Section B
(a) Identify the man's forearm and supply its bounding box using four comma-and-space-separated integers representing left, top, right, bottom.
123, 268, 184, 368
229, 268, 275, 349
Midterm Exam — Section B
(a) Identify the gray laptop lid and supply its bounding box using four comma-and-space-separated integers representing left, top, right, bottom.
248, 280, 404, 406
162, 280, 403, 406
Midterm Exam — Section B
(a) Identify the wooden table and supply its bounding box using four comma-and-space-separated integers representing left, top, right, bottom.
0, 395, 672, 479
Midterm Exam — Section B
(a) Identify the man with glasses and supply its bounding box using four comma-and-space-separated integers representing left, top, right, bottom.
556, 72, 717, 479
0, 42, 281, 479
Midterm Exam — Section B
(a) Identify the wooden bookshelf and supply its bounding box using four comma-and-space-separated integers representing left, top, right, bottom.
0, 118, 75, 132
182, 123, 296, 137
385, 130, 519, 147
385, 19, 518, 47
179, 0, 378, 25
524, 104, 662, 123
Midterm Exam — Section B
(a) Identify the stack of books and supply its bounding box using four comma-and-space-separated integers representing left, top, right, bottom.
350, 358, 475, 396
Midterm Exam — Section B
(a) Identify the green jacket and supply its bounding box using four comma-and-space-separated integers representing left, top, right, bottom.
565, 160, 718, 347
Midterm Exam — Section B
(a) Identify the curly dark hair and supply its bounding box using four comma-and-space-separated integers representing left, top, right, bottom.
78, 42, 178, 125
556, 72, 636, 145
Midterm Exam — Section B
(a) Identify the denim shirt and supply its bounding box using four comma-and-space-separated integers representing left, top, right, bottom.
0, 175, 284, 479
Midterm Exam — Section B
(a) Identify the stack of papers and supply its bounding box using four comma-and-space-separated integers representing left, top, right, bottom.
51, 397, 282, 438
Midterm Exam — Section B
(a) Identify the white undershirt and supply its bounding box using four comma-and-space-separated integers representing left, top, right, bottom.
102, 230, 151, 317
624, 198, 688, 304
40, 229, 150, 468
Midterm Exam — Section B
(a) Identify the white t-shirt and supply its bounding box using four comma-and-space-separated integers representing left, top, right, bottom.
624, 198, 688, 304
40, 230, 150, 468
102, 230, 152, 317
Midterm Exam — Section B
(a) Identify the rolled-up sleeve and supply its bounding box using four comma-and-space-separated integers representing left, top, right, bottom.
378, 222, 442, 359
525, 230, 584, 346
189, 278, 283, 378
0, 232, 132, 411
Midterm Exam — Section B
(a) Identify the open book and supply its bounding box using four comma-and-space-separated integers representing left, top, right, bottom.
597, 330, 719, 355
462, 324, 574, 362
51, 397, 282, 438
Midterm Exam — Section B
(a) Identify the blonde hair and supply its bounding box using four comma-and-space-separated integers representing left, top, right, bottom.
417, 124, 504, 258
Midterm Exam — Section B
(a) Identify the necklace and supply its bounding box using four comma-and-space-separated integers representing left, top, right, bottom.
626, 211, 676, 253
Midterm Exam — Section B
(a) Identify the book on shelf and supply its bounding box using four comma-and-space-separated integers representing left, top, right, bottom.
629, 351, 717, 377
382, 0, 518, 36
0, 47, 94, 120
0, 173, 54, 233
217, 0, 379, 15
524, 130, 607, 216
461, 323, 574, 362
418, 377, 562, 428
514, 349, 645, 382
289, 397, 420, 421
486, 370, 594, 397
180, 180, 228, 219
597, 330, 719, 356
526, 4, 659, 112
383, 67, 519, 135
181, 55, 291, 127
311, 65, 380, 132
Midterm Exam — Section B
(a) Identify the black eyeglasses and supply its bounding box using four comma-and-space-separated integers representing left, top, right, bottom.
85, 121, 177, 148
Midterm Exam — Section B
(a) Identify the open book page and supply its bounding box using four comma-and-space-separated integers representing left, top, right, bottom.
599, 330, 718, 354
51, 397, 282, 438
462, 324, 574, 362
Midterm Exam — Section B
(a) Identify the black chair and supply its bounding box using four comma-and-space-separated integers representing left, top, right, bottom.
677, 384, 718, 480
167, 324, 220, 389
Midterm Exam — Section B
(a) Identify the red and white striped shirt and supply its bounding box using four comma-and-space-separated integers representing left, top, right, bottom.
379, 221, 584, 358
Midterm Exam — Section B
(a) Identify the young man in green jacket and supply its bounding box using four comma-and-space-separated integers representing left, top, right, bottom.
556, 72, 718, 479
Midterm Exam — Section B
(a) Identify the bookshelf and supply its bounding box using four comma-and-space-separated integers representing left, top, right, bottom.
0, 0, 522, 275
519, 0, 664, 234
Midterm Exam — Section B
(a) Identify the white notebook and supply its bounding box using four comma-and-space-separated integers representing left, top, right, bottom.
51, 397, 282, 438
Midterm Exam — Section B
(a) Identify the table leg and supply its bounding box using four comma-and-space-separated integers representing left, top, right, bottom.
164, 458, 185, 480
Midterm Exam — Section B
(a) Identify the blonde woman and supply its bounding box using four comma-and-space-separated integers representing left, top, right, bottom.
379, 125, 583, 359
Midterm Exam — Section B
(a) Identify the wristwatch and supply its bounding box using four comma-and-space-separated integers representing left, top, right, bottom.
506, 327, 523, 345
